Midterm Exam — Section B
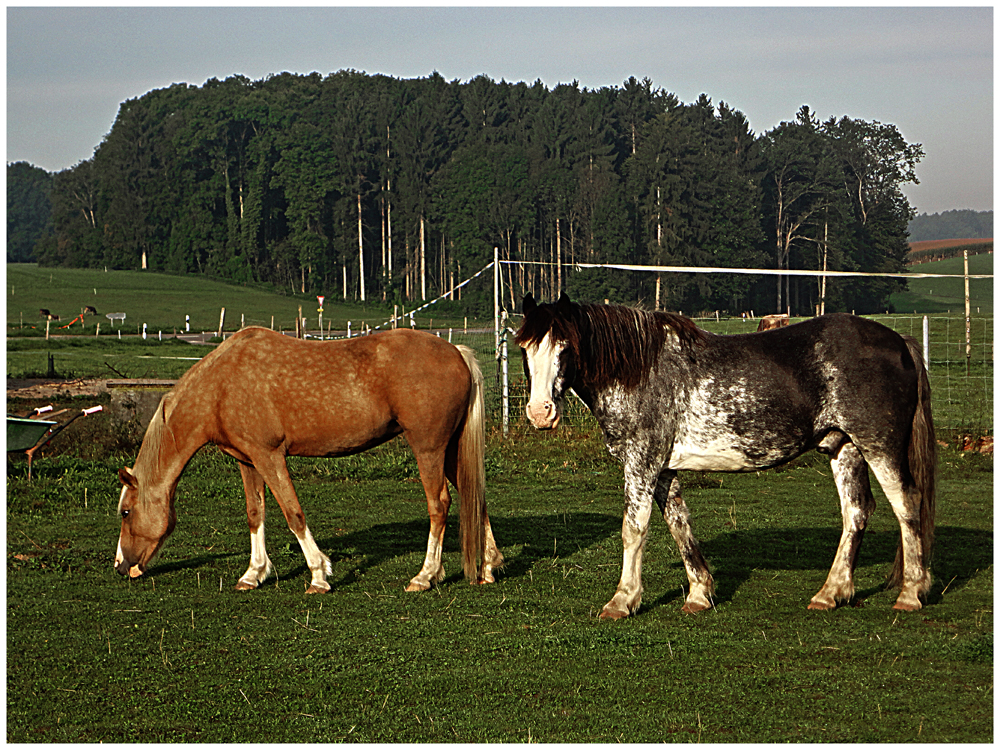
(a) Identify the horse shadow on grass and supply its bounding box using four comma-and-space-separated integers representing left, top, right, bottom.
149, 512, 990, 612
303, 511, 621, 590
648, 524, 992, 611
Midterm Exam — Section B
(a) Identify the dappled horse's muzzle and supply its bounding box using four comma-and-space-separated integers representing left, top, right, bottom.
526, 398, 560, 430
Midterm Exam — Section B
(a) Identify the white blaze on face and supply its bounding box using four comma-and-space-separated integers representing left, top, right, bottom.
524, 333, 566, 430
114, 484, 127, 569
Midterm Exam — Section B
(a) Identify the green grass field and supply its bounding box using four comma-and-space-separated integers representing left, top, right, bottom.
6, 264, 481, 335
6, 262, 993, 741
890, 251, 994, 315
6, 421, 992, 742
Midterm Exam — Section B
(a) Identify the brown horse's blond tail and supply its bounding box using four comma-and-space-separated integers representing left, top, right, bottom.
455, 345, 487, 583
890, 338, 937, 588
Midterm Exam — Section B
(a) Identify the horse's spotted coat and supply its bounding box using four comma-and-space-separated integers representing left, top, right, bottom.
517, 293, 936, 617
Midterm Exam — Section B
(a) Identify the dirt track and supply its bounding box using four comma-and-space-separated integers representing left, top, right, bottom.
7, 378, 109, 401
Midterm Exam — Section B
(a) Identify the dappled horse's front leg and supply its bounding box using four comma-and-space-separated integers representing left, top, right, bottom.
656, 470, 715, 613
405, 455, 451, 592
809, 443, 875, 610
235, 463, 275, 591
600, 462, 658, 619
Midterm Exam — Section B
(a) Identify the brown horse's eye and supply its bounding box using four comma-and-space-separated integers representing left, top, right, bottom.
121, 509, 130, 520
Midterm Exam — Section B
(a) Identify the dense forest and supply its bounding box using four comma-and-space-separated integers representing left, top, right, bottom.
907, 209, 993, 243
10, 71, 925, 315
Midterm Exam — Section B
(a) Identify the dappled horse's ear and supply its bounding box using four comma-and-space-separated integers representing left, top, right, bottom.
118, 467, 138, 489
522, 294, 537, 314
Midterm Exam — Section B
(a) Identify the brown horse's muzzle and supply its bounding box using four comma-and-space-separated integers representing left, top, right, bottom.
114, 538, 146, 578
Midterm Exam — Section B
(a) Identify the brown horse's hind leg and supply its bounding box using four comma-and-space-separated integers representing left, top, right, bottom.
656, 471, 715, 614
406, 451, 451, 592
251, 451, 332, 594
235, 463, 275, 591
809, 443, 875, 610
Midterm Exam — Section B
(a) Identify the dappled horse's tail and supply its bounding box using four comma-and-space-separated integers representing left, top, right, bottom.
455, 345, 488, 583
889, 337, 937, 589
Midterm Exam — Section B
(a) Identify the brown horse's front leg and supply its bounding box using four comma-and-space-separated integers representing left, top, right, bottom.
235, 463, 275, 591
251, 452, 332, 594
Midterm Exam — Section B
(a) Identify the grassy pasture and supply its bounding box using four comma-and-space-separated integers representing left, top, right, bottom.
890, 251, 993, 315
5, 264, 479, 336
5, 416, 993, 743
6, 262, 993, 740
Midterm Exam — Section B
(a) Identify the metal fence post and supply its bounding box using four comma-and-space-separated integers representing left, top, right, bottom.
923, 315, 929, 371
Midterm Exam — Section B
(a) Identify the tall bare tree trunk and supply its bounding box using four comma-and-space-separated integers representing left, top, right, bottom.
358, 194, 366, 302
420, 215, 426, 301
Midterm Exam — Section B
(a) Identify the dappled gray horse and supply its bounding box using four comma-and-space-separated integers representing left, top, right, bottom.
517, 294, 935, 618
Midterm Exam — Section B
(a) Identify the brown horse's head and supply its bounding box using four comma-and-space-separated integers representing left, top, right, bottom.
114, 466, 176, 579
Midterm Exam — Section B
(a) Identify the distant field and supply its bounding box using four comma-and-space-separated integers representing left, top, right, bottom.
6, 264, 484, 336
909, 238, 993, 253
891, 252, 993, 315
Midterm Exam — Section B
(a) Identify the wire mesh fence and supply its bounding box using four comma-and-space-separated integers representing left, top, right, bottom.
358, 261, 993, 441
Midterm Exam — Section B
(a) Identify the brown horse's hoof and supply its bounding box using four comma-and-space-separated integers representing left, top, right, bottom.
599, 604, 630, 620
305, 584, 330, 594
234, 581, 257, 591
892, 599, 922, 612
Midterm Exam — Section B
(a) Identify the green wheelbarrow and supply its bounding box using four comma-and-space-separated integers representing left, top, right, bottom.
7, 405, 103, 480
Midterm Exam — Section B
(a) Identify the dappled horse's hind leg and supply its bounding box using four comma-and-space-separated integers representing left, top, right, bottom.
250, 451, 332, 594
656, 471, 715, 614
868, 456, 933, 611
405, 451, 451, 592
235, 463, 275, 591
809, 443, 875, 610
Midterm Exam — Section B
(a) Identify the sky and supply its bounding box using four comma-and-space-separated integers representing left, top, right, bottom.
5, 5, 993, 216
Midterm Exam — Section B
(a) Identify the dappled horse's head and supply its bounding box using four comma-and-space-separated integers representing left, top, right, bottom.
515, 293, 580, 430
114, 467, 176, 578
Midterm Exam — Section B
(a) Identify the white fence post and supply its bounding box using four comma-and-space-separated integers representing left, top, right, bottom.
501, 312, 510, 438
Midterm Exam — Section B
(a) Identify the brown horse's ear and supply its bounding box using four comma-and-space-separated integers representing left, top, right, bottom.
522, 294, 536, 314
119, 467, 137, 488
557, 292, 573, 313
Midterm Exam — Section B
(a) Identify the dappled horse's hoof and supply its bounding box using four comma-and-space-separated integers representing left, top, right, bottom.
680, 600, 712, 614
892, 596, 922, 612
807, 600, 836, 611
234, 580, 258, 591
305, 583, 330, 594
405, 578, 432, 592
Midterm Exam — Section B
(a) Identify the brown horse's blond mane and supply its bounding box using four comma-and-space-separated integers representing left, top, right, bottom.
131, 396, 182, 493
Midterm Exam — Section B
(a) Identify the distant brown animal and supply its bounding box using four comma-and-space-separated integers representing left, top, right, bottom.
83, 305, 98, 316
39, 309, 59, 321
757, 314, 789, 332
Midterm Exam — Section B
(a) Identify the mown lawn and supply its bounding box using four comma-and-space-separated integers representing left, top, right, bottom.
6, 421, 992, 742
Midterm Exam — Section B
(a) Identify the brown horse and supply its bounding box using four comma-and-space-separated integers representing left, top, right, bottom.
115, 327, 503, 593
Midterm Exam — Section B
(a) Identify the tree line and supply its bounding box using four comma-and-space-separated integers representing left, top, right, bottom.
907, 209, 992, 243
11, 70, 924, 315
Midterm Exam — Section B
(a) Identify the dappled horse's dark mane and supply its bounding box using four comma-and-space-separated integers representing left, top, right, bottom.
516, 299, 706, 390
